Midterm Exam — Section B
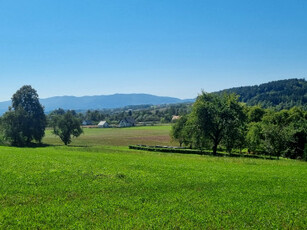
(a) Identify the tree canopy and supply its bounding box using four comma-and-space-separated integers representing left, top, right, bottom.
171, 91, 306, 160
171, 92, 246, 155
51, 111, 83, 145
1, 85, 46, 146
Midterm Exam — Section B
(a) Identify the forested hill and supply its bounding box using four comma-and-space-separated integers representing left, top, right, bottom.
216, 78, 307, 109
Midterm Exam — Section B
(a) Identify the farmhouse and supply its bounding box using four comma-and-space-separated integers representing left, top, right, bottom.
171, 115, 181, 122
82, 120, 93, 126
97, 121, 110, 128
119, 117, 135, 127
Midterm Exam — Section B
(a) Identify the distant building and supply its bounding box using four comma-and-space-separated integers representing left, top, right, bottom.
82, 120, 93, 126
119, 117, 136, 127
171, 115, 181, 122
98, 121, 110, 128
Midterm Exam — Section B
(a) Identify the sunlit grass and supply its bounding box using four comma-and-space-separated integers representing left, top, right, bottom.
0, 126, 306, 228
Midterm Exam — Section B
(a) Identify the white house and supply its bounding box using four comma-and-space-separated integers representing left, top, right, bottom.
97, 121, 109, 128
119, 117, 135, 127
171, 115, 181, 122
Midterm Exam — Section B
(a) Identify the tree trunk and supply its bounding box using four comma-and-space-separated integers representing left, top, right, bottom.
212, 144, 218, 155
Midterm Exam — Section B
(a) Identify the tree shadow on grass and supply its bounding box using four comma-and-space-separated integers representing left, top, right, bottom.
65, 144, 92, 148
0, 140, 78, 148
1, 142, 93, 148
11, 142, 53, 148
129, 145, 279, 160
33, 142, 93, 148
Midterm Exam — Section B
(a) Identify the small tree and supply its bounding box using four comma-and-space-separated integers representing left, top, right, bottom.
286, 107, 307, 159
181, 117, 196, 149
246, 122, 264, 154
261, 110, 294, 159
247, 106, 266, 123
171, 116, 188, 147
1, 107, 27, 146
52, 111, 83, 145
262, 123, 293, 159
222, 101, 247, 154
223, 121, 247, 154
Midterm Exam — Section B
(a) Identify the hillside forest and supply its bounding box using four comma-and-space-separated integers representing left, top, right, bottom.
217, 78, 306, 109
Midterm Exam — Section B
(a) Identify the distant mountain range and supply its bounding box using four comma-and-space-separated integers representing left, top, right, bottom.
0, 78, 305, 114
0, 94, 194, 114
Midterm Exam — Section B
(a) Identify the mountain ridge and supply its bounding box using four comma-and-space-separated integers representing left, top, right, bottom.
0, 93, 194, 114
0, 78, 305, 114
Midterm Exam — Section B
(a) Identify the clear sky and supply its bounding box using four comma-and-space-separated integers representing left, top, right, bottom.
0, 0, 306, 101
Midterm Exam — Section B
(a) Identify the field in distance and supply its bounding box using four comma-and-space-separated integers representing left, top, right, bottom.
0, 126, 306, 229
43, 125, 175, 147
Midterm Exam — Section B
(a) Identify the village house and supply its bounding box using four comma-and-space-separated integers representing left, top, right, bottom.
119, 117, 135, 127
171, 115, 181, 122
97, 121, 110, 128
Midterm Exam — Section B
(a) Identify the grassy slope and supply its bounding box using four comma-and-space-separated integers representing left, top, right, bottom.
0, 126, 306, 229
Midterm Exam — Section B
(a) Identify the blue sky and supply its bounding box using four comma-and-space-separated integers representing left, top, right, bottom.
0, 0, 306, 101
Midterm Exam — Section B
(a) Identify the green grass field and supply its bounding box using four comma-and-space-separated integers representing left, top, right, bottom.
44, 125, 174, 147
0, 126, 306, 229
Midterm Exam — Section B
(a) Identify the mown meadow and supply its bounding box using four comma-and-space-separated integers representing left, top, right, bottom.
0, 126, 306, 229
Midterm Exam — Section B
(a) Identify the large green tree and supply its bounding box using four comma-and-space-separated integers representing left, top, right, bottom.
52, 111, 83, 145
192, 92, 246, 155
1, 85, 46, 146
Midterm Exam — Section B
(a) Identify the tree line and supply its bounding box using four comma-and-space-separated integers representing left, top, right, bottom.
46, 103, 192, 125
0, 86, 83, 146
171, 91, 307, 160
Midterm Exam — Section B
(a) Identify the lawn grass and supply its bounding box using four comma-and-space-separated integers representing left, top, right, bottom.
0, 126, 306, 229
